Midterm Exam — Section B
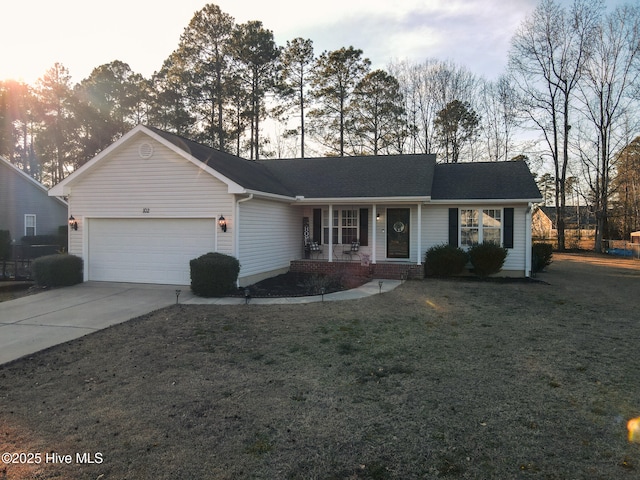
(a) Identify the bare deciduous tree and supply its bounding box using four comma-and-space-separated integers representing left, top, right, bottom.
575, 3, 640, 251
509, 0, 602, 251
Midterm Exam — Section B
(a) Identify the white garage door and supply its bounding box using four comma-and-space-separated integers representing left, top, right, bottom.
88, 218, 217, 284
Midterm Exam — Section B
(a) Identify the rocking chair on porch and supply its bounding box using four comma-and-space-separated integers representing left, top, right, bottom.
342, 241, 360, 261
309, 241, 323, 259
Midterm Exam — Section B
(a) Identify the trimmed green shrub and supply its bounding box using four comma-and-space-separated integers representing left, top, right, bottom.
532, 243, 553, 273
468, 242, 508, 277
190, 252, 240, 297
32, 254, 83, 287
424, 244, 468, 277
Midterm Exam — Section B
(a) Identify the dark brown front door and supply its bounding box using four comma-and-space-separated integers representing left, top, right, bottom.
387, 208, 410, 258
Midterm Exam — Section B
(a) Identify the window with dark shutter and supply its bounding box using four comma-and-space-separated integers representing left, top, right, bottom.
449, 208, 458, 246
504, 208, 514, 249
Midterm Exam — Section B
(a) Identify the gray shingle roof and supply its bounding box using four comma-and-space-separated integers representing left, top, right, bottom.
148, 127, 541, 201
257, 154, 436, 198
431, 161, 542, 201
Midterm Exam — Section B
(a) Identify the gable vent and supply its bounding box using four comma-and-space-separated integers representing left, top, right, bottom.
138, 142, 154, 159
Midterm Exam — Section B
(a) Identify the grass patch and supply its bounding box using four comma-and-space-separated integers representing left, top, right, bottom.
1, 254, 640, 479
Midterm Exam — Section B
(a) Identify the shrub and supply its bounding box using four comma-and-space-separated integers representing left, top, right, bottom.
424, 244, 468, 277
32, 254, 83, 287
468, 242, 508, 277
532, 243, 553, 273
190, 252, 240, 297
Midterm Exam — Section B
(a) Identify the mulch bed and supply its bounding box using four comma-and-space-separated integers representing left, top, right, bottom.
232, 271, 369, 298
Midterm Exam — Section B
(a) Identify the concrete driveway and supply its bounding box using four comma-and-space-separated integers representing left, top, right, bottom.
0, 282, 194, 365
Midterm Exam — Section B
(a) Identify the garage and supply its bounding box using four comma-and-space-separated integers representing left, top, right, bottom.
88, 218, 217, 284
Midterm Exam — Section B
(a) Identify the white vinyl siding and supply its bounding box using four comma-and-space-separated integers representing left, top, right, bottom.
67, 137, 235, 260
237, 198, 299, 283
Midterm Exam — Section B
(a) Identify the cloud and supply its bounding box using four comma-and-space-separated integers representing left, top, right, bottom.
1, 0, 540, 84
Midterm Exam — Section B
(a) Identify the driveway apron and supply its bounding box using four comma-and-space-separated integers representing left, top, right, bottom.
0, 282, 193, 365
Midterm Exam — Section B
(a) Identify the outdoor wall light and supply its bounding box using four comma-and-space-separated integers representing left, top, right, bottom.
218, 215, 227, 232
69, 215, 78, 231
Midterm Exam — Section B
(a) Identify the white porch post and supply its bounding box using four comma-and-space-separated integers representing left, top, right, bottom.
328, 204, 333, 262
371, 204, 377, 264
417, 203, 422, 265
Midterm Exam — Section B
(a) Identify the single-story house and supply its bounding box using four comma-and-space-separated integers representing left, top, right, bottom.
1, 155, 68, 243
48, 125, 542, 286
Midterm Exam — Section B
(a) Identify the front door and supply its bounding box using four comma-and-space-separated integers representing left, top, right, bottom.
387, 208, 410, 258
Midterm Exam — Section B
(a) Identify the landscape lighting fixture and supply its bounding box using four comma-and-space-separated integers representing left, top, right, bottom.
218, 215, 227, 232
69, 215, 78, 231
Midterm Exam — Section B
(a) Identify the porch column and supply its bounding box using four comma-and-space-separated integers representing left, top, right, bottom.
328, 204, 333, 263
417, 203, 422, 265
371, 204, 377, 264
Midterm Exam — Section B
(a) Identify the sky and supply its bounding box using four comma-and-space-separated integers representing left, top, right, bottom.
0, 0, 544, 86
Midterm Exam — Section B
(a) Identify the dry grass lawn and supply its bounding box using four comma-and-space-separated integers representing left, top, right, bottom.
1, 253, 640, 479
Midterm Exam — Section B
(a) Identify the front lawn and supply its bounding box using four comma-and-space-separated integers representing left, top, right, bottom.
1, 253, 639, 479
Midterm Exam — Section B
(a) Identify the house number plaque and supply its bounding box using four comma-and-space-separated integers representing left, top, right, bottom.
143, 208, 150, 214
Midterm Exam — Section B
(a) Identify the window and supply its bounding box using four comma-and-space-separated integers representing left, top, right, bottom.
24, 214, 36, 237
460, 209, 479, 246
341, 209, 358, 244
322, 209, 359, 244
482, 209, 501, 244
460, 209, 502, 247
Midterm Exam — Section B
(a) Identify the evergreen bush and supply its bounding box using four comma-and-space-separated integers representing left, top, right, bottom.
424, 244, 468, 277
32, 254, 83, 287
532, 243, 553, 273
190, 252, 240, 297
468, 242, 508, 277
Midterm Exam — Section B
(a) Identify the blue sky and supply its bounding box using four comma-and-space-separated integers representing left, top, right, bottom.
0, 0, 555, 85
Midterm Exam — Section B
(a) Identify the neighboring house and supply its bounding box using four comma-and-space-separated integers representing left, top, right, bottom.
0, 155, 68, 243
49, 125, 542, 286
533, 205, 596, 249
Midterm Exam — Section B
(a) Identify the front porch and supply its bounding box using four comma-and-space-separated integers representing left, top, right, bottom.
290, 259, 424, 281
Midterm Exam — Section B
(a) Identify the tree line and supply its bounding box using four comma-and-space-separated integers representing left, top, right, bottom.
0, 4, 504, 181
1, 1, 640, 251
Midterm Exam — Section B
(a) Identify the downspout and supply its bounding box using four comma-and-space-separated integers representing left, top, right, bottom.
235, 194, 254, 286
525, 202, 533, 277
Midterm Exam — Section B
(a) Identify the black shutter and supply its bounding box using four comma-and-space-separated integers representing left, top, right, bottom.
359, 208, 369, 246
449, 208, 458, 247
313, 209, 322, 244
504, 208, 514, 249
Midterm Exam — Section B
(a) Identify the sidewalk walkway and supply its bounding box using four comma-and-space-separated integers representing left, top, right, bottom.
183, 279, 402, 305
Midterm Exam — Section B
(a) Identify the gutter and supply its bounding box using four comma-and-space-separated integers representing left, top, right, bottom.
292, 196, 431, 205
429, 198, 543, 205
